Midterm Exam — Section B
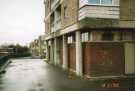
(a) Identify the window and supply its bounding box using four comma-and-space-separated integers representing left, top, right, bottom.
63, 5, 68, 19
51, 0, 55, 4
67, 35, 75, 44
81, 32, 89, 42
101, 0, 112, 4
88, 0, 100, 4
68, 36, 73, 44
45, 0, 50, 16
56, 6, 61, 23
102, 32, 114, 41
88, 0, 112, 5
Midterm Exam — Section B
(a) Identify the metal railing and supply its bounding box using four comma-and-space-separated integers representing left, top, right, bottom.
0, 54, 10, 67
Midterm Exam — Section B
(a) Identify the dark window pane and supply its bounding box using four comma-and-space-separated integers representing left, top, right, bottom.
88, 0, 100, 4
101, 0, 112, 4
102, 32, 114, 41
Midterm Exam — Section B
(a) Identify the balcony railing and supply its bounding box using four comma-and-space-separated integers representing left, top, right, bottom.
51, 22, 55, 32
79, 5, 119, 20
55, 18, 61, 31
79, 0, 120, 20
51, 18, 61, 32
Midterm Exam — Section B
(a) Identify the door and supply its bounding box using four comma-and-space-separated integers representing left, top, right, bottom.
125, 43, 135, 74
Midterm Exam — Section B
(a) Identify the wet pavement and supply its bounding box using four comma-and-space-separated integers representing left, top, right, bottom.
0, 58, 135, 91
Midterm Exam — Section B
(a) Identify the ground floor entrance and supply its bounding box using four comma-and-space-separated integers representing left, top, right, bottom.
46, 30, 135, 77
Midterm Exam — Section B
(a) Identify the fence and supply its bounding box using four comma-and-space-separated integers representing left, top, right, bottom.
0, 54, 10, 70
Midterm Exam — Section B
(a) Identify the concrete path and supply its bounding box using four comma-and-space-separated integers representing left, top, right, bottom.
0, 58, 135, 91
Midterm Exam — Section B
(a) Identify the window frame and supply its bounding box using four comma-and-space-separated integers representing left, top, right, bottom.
102, 31, 114, 41
63, 5, 68, 19
81, 32, 90, 42
87, 0, 113, 6
67, 36, 75, 44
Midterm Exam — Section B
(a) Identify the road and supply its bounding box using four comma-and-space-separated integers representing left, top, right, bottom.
0, 58, 135, 91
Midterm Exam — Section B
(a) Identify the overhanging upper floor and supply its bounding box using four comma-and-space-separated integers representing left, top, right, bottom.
79, 0, 120, 20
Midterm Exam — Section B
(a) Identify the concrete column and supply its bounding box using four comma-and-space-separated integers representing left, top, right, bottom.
54, 38, 57, 65
46, 41, 49, 61
54, 38, 61, 65
39, 37, 42, 58
76, 31, 83, 76
63, 35, 68, 69
50, 40, 54, 64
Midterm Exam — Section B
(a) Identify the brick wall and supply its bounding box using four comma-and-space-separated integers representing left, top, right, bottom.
45, 0, 51, 34
120, 0, 135, 20
45, 0, 51, 17
61, 0, 78, 29
45, 17, 51, 34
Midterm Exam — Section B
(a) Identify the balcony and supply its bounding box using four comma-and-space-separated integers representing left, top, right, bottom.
51, 22, 55, 32
51, 19, 61, 32
55, 18, 61, 31
51, 6, 61, 32
79, 0, 120, 20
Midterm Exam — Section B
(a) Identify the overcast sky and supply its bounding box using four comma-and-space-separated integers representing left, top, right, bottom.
0, 0, 44, 46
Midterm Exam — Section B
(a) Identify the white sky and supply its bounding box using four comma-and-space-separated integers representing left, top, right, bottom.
0, 0, 44, 46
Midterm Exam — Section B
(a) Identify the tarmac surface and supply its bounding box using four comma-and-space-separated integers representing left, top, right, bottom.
0, 58, 135, 91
